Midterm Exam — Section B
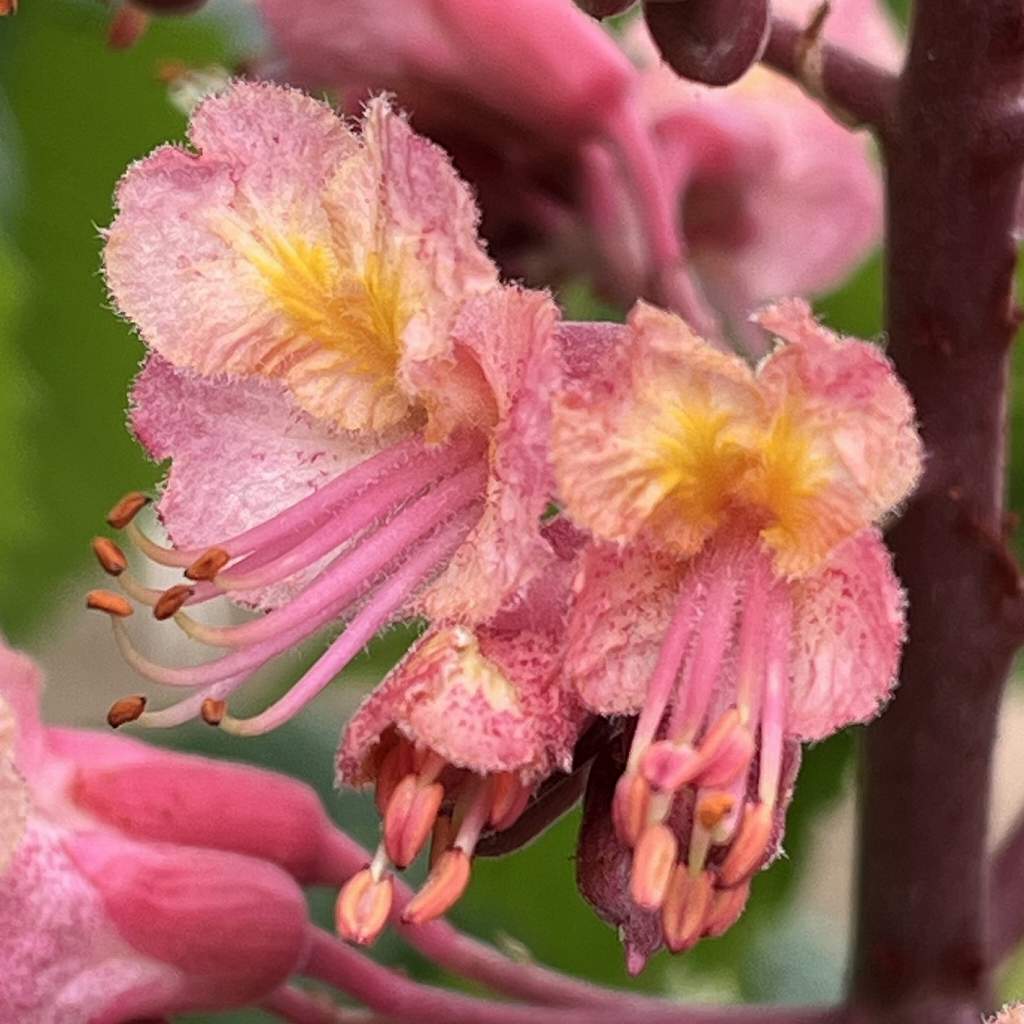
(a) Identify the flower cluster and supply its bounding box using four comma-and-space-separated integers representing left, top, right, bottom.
82, 65, 921, 971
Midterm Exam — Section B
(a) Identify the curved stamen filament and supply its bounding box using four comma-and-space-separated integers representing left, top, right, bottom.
216, 438, 478, 593
216, 505, 483, 737
175, 461, 488, 649
119, 433, 434, 567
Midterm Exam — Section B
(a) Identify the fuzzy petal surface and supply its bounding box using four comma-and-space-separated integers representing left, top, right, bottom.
107, 83, 495, 433
751, 299, 923, 574
418, 287, 562, 622
553, 302, 762, 555
786, 528, 905, 740
131, 355, 390, 608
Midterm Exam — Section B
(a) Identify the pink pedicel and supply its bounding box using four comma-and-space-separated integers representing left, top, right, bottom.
97, 83, 562, 735
554, 299, 922, 958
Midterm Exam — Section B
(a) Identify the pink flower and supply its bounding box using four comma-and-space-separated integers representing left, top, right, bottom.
592, 0, 902, 348
334, 534, 587, 941
253, 0, 715, 330
0, 638, 311, 1022
97, 81, 561, 735
552, 299, 922, 954
989, 1007, 1024, 1024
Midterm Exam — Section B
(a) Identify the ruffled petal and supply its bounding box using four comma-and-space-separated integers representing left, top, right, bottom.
417, 287, 561, 622
553, 302, 763, 554
749, 299, 923, 575
564, 540, 684, 716
338, 621, 582, 784
786, 528, 905, 741
131, 355, 390, 608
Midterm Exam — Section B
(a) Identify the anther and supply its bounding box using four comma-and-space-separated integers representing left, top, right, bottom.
153, 584, 194, 621
489, 772, 531, 831
107, 695, 147, 729
185, 547, 230, 582
106, 491, 151, 529
697, 792, 736, 832
641, 740, 700, 793
401, 849, 471, 925
86, 589, 134, 618
92, 537, 128, 576
630, 822, 678, 911
703, 880, 751, 938
335, 867, 394, 946
200, 698, 227, 726
718, 802, 774, 886
384, 775, 445, 870
662, 867, 713, 953
612, 771, 652, 848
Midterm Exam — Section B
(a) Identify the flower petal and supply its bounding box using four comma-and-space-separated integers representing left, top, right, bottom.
564, 540, 684, 716
131, 355, 390, 608
417, 287, 561, 622
750, 299, 923, 575
553, 302, 762, 554
786, 528, 905, 741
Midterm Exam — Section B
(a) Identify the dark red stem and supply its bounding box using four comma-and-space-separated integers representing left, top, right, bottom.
850, 1, 1024, 1021
760, 15, 896, 129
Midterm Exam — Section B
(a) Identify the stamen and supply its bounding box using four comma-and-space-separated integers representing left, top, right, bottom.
173, 462, 487, 649
335, 866, 394, 946
375, 740, 416, 815
215, 508, 481, 737
429, 815, 454, 870
718, 802, 773, 887
696, 792, 735, 832
214, 438, 481, 594
154, 584, 195, 621
185, 547, 230, 581
703, 880, 751, 938
629, 822, 678, 911
612, 771, 651, 848
692, 710, 755, 789
661, 866, 713, 954
107, 695, 147, 728
384, 774, 445, 869
86, 589, 133, 618
489, 773, 532, 831
106, 491, 151, 529
92, 537, 128, 576
400, 849, 470, 926
734, 553, 773, 724
200, 698, 227, 725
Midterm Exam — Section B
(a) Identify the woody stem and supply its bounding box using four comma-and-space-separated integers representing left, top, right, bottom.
849, 1, 1024, 1020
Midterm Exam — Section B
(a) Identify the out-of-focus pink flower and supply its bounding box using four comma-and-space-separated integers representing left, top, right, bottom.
552, 300, 922, 956
594, 0, 902, 349
0, 639, 311, 1022
334, 538, 587, 942
989, 1006, 1024, 1024
254, 0, 715, 331
97, 81, 562, 737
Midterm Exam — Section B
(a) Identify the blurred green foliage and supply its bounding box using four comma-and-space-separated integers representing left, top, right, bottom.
0, 1, 1014, 1022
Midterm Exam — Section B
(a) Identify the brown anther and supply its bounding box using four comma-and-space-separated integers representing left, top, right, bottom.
185, 547, 230, 582
703, 880, 751, 938
662, 867, 714, 953
107, 695, 147, 729
384, 775, 445, 869
697, 792, 736, 832
106, 491, 151, 529
718, 802, 774, 887
86, 589, 134, 618
92, 537, 128, 576
200, 699, 227, 726
153, 584, 194, 621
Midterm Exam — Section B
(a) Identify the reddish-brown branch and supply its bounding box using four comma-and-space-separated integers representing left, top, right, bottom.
760, 15, 897, 130
849, 1, 1024, 1021
989, 809, 1024, 962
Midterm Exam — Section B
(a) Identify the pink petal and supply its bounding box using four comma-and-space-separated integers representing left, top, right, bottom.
417, 287, 562, 622
339, 619, 582, 784
564, 540, 685, 716
752, 299, 923, 574
552, 301, 761, 554
786, 529, 905, 741
131, 354, 389, 607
